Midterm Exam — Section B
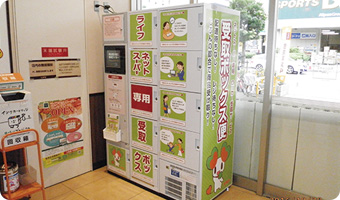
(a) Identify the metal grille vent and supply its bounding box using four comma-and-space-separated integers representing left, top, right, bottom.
165, 176, 182, 199
185, 182, 197, 200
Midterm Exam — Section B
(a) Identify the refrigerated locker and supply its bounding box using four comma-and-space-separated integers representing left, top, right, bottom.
104, 3, 239, 200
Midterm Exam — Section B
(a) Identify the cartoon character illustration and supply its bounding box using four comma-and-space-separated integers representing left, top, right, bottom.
167, 142, 175, 154
206, 142, 231, 194
175, 138, 184, 157
176, 61, 185, 81
163, 95, 169, 117
162, 21, 175, 40
7, 114, 26, 128
112, 149, 122, 167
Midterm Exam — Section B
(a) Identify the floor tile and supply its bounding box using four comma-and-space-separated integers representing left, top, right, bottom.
129, 191, 165, 200
216, 186, 269, 200
50, 191, 88, 200
63, 167, 110, 190
74, 176, 144, 200
30, 184, 73, 200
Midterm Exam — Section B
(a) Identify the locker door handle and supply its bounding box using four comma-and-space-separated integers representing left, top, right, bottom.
198, 13, 203, 26
154, 159, 158, 169
154, 90, 158, 101
153, 16, 158, 27
197, 57, 202, 70
196, 99, 201, 111
154, 125, 158, 136
154, 54, 158, 65
195, 139, 200, 151
127, 153, 130, 162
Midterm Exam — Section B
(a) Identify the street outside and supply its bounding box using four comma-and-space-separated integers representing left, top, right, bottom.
237, 64, 340, 103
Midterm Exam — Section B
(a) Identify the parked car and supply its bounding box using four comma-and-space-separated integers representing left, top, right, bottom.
245, 54, 307, 74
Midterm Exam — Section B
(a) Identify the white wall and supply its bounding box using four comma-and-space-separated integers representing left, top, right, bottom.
85, 0, 130, 94
0, 1, 11, 73
13, 0, 92, 187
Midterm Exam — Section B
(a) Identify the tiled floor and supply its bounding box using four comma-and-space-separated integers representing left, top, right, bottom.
31, 167, 269, 200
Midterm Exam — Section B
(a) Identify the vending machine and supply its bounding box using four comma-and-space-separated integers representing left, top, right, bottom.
104, 3, 239, 200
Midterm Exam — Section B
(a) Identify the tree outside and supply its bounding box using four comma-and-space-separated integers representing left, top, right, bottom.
229, 0, 267, 67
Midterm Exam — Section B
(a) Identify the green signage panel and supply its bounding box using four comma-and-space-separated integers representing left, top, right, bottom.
201, 9, 239, 200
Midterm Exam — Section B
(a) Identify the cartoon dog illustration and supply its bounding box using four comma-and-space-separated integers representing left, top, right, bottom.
112, 149, 122, 167
206, 142, 231, 194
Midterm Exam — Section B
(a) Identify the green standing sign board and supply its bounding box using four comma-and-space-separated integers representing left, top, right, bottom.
201, 9, 239, 200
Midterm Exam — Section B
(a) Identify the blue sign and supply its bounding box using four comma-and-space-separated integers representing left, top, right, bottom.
291, 33, 301, 39
171, 169, 180, 178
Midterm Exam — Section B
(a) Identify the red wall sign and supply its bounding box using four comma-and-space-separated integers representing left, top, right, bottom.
131, 84, 153, 113
42, 47, 68, 57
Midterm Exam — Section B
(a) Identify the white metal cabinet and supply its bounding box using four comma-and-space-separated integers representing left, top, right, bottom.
159, 125, 200, 171
159, 6, 203, 51
159, 159, 199, 200
159, 89, 201, 133
159, 51, 202, 93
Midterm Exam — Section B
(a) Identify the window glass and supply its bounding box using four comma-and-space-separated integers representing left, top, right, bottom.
140, 0, 190, 10
275, 0, 340, 102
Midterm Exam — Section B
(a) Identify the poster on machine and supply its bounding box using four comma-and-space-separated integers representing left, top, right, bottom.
160, 52, 187, 87
130, 50, 153, 83
159, 126, 185, 163
160, 90, 186, 127
160, 10, 188, 47
107, 144, 127, 176
132, 148, 154, 185
130, 12, 153, 46
201, 10, 239, 200
38, 97, 84, 168
131, 117, 154, 152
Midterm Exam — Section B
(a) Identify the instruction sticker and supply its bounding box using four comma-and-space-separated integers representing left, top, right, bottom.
160, 10, 188, 46
160, 52, 187, 87
160, 90, 186, 127
160, 126, 185, 163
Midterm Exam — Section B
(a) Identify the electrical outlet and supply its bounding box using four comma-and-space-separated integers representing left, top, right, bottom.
103, 2, 109, 13
94, 1, 100, 12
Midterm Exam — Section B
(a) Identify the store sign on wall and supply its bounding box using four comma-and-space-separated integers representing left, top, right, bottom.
42, 47, 68, 57
291, 32, 317, 40
278, 0, 340, 19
